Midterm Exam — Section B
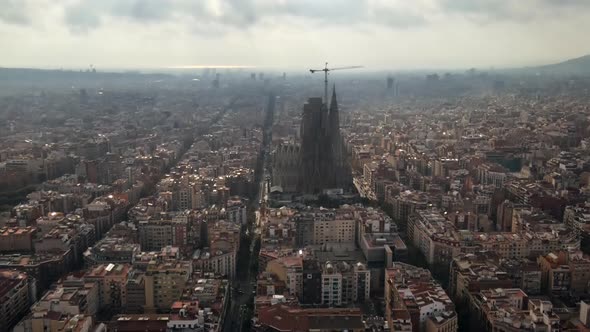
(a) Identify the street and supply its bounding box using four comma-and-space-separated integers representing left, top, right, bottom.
222, 92, 274, 332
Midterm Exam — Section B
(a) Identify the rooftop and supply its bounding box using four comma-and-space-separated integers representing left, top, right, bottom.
85, 263, 130, 278
0, 226, 37, 236
0, 269, 28, 299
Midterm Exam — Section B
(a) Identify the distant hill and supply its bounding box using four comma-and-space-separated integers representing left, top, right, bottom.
529, 54, 590, 76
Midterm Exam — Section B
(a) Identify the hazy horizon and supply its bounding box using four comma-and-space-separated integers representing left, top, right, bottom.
2, 0, 590, 70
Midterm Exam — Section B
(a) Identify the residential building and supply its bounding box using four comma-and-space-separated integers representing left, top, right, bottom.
385, 263, 457, 332
321, 262, 343, 306
225, 198, 248, 225
256, 305, 364, 332
0, 227, 36, 253
0, 270, 31, 332
32, 277, 99, 316
14, 314, 93, 332
388, 190, 429, 225
138, 218, 188, 251
144, 260, 192, 311
449, 253, 513, 302
469, 288, 560, 331
122, 270, 146, 314
193, 249, 236, 279
84, 263, 130, 310
499, 258, 543, 295
294, 208, 356, 246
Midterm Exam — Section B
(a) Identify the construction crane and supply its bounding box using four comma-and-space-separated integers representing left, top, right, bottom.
310, 62, 363, 104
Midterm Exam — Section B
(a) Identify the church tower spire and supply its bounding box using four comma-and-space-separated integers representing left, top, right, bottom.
329, 84, 340, 137
330, 84, 338, 113
328, 84, 345, 188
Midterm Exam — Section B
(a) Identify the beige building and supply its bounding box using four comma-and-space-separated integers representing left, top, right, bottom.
295, 207, 358, 246
266, 256, 303, 298
84, 263, 130, 310
313, 217, 356, 245
122, 270, 146, 314
144, 260, 192, 312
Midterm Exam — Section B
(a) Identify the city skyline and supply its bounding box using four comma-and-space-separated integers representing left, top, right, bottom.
3, 0, 590, 69
4, 1, 590, 332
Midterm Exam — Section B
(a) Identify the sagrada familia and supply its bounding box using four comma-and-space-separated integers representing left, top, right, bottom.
273, 86, 351, 194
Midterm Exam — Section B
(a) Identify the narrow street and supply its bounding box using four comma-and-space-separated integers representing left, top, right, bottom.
223, 92, 275, 332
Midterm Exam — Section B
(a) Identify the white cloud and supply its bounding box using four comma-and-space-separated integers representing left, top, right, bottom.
1, 0, 590, 69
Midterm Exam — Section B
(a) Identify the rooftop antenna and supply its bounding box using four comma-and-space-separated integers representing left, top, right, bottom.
309, 62, 363, 104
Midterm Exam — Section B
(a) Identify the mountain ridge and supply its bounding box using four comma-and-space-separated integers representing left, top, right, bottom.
528, 54, 590, 75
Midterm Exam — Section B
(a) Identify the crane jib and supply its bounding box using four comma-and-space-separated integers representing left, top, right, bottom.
308, 63, 363, 104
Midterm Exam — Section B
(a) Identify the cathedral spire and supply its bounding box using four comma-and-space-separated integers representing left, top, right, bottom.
330, 84, 338, 112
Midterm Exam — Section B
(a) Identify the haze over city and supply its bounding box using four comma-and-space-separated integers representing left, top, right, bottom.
3, 0, 590, 69
6, 1, 590, 332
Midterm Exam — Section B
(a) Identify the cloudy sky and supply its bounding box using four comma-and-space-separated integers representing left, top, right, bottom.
2, 0, 590, 70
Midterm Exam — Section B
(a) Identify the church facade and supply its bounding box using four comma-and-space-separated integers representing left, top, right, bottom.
272, 86, 351, 195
